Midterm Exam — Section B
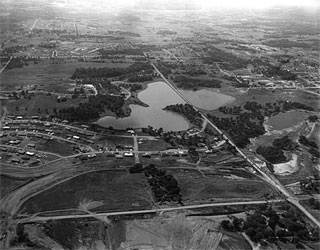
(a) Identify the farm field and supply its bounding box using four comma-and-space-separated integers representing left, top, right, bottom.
22, 170, 152, 214
169, 169, 278, 204
6, 94, 86, 117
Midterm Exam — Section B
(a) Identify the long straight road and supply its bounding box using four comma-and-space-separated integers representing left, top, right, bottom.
21, 199, 284, 223
152, 63, 320, 228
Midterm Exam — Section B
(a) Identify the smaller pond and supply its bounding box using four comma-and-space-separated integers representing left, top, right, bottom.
178, 89, 235, 110
266, 110, 310, 130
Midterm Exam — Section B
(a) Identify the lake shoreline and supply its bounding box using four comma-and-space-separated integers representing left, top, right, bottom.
96, 81, 237, 131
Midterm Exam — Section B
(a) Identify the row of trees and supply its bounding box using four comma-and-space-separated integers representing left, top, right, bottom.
98, 48, 144, 58
129, 163, 182, 204
71, 63, 153, 79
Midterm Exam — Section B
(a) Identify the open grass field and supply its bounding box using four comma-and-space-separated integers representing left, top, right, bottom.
210, 88, 320, 117
1, 60, 131, 91
168, 169, 277, 204
22, 170, 151, 214
219, 232, 251, 250
0, 176, 32, 198
138, 138, 171, 151
6, 94, 86, 116
94, 135, 133, 150
36, 138, 76, 156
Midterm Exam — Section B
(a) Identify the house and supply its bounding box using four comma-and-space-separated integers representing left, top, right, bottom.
124, 152, 134, 157
87, 153, 96, 158
11, 158, 20, 163
26, 151, 35, 156
73, 135, 80, 140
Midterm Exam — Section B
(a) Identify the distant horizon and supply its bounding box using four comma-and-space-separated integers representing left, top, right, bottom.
1, 0, 318, 11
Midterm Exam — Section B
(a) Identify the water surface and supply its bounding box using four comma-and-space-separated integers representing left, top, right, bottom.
179, 88, 235, 110
97, 82, 189, 131
97, 82, 236, 131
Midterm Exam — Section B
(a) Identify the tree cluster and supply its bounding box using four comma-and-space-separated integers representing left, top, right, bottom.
183, 67, 207, 76
129, 163, 182, 204
299, 135, 319, 158
209, 100, 314, 148
256, 145, 287, 164
208, 112, 265, 148
221, 205, 318, 246
273, 136, 296, 151
298, 135, 318, 150
156, 30, 177, 36
256, 135, 295, 164
71, 63, 153, 79
264, 65, 297, 80
308, 115, 318, 123
58, 94, 125, 122
172, 75, 221, 90
127, 74, 153, 82
119, 83, 143, 92
98, 48, 144, 58
163, 103, 203, 127
203, 46, 249, 70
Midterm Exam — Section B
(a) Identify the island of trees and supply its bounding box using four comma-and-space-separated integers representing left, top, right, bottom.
129, 163, 182, 204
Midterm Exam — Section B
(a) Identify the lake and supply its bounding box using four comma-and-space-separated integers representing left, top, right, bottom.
97, 81, 235, 131
266, 110, 309, 130
179, 88, 235, 110
97, 81, 189, 131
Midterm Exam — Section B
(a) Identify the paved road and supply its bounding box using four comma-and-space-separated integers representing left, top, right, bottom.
133, 134, 140, 163
21, 199, 284, 223
152, 63, 320, 228
0, 56, 12, 74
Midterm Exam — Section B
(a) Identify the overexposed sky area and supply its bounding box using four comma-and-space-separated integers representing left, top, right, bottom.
200, 0, 319, 8
62, 0, 319, 9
